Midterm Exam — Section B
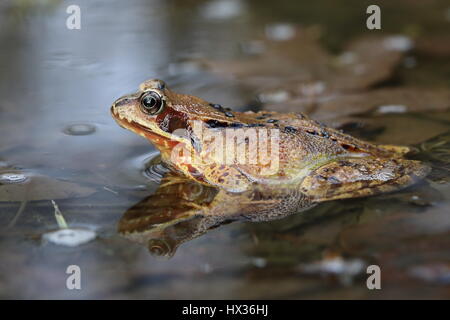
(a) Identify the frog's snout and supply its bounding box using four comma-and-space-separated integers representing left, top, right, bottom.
111, 94, 139, 118
112, 96, 131, 110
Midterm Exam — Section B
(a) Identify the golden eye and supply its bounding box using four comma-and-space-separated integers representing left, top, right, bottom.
140, 91, 164, 115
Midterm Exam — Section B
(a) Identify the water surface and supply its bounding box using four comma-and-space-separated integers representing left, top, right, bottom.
0, 0, 449, 299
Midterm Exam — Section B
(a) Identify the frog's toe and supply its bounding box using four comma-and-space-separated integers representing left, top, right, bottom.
300, 158, 430, 202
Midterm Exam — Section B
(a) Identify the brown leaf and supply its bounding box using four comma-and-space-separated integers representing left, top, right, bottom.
205, 28, 409, 95
265, 87, 450, 122
0, 169, 96, 202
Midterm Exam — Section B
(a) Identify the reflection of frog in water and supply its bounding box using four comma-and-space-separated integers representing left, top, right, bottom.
111, 79, 430, 256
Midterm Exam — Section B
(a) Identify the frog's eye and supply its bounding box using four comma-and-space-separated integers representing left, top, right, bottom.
140, 91, 164, 115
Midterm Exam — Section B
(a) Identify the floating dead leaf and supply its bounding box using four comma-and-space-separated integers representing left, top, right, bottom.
265, 87, 450, 123
0, 169, 96, 202
205, 25, 330, 89
206, 28, 409, 97
327, 36, 410, 92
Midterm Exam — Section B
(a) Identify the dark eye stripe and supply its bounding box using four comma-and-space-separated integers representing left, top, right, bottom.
205, 120, 231, 128
284, 126, 297, 133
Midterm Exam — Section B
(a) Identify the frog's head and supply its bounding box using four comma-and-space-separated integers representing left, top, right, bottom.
111, 79, 239, 160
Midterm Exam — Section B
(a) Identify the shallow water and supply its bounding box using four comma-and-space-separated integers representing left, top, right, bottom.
0, 0, 449, 299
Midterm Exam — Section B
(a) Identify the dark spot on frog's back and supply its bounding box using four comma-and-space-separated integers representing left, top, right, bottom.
284, 126, 297, 133
340, 143, 363, 153
209, 103, 224, 111
206, 120, 224, 128
209, 103, 235, 117
305, 129, 318, 136
246, 123, 265, 127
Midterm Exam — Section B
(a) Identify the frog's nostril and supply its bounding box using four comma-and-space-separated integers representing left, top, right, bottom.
114, 97, 130, 109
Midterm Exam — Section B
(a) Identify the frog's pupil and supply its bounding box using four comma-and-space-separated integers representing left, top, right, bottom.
143, 96, 156, 108
141, 92, 163, 114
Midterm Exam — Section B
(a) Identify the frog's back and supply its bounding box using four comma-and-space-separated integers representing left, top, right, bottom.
232, 110, 409, 183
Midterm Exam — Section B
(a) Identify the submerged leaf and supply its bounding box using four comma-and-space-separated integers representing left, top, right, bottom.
0, 169, 96, 202
206, 29, 408, 96
265, 87, 450, 122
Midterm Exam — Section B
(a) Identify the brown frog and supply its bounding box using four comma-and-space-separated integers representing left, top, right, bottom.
111, 79, 430, 222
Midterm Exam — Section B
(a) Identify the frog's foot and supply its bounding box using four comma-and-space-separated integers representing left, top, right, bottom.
300, 157, 430, 202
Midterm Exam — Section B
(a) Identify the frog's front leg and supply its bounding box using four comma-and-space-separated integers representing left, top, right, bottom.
300, 157, 430, 202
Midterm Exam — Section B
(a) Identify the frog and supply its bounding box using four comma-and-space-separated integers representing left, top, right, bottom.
111, 79, 430, 221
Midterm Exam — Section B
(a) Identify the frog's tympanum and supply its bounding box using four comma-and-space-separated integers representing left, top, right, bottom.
111, 79, 430, 257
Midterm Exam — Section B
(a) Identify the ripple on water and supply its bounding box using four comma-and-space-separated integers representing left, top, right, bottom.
114, 151, 168, 188
143, 161, 170, 183
63, 123, 97, 136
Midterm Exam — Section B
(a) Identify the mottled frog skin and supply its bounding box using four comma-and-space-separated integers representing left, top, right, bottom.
111, 79, 429, 223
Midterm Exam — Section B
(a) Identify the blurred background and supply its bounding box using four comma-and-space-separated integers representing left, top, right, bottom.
0, 0, 449, 299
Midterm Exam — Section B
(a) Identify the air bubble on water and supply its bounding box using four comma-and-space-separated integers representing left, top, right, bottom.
200, 0, 244, 20
377, 105, 408, 114
265, 23, 296, 41
43, 228, 96, 247
383, 36, 413, 52
0, 173, 28, 184
258, 90, 290, 104
63, 123, 96, 136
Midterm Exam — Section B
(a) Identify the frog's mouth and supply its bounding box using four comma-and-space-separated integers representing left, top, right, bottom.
111, 108, 160, 138
111, 107, 181, 151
